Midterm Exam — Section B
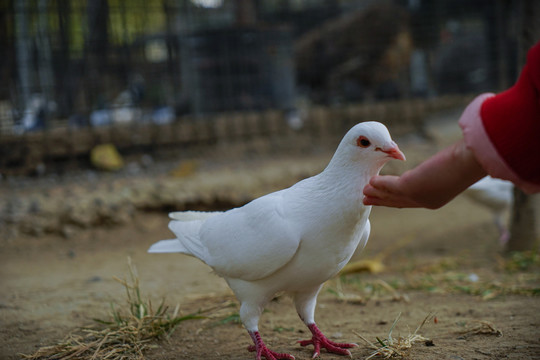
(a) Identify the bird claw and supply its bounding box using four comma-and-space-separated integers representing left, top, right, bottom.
247, 345, 295, 360
249, 331, 295, 360
299, 324, 357, 358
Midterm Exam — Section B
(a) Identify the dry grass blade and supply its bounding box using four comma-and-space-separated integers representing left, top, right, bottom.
375, 279, 410, 303
354, 312, 434, 359
327, 277, 410, 305
331, 276, 366, 304
457, 320, 503, 338
20, 257, 219, 360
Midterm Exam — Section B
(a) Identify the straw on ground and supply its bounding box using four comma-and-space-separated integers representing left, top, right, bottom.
354, 312, 434, 359
21, 257, 218, 360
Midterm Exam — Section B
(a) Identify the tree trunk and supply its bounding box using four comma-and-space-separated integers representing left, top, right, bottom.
15, 0, 32, 110
506, 0, 539, 253
234, 0, 256, 26
37, 0, 55, 118
507, 188, 538, 252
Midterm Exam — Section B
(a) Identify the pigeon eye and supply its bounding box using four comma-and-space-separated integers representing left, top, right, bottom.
357, 136, 371, 148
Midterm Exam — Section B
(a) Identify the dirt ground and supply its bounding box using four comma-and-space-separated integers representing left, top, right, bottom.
1, 117, 539, 360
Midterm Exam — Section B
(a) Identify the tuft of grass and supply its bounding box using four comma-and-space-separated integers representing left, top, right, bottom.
273, 326, 295, 333
21, 257, 210, 360
338, 263, 540, 301
403, 270, 540, 299
217, 312, 242, 325
354, 312, 434, 359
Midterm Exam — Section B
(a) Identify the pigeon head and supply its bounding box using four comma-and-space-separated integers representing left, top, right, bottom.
324, 121, 405, 179
341, 121, 405, 163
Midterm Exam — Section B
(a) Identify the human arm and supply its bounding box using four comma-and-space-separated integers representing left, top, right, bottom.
364, 40, 540, 209
362, 139, 487, 209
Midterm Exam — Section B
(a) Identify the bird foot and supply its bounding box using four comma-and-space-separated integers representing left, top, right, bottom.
248, 331, 295, 360
298, 323, 357, 358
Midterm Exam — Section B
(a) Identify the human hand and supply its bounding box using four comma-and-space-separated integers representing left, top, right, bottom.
363, 175, 425, 208
363, 140, 486, 209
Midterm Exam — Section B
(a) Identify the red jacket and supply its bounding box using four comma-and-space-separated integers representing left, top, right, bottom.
459, 41, 540, 193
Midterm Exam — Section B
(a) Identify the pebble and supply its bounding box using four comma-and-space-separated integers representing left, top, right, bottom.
61, 225, 77, 239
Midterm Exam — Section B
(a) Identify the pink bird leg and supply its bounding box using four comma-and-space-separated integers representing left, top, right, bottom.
298, 323, 357, 358
248, 331, 295, 360
494, 215, 510, 245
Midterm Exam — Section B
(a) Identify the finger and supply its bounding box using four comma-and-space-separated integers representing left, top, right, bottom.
363, 184, 391, 200
369, 175, 400, 192
363, 195, 380, 206
362, 184, 377, 197
363, 195, 410, 208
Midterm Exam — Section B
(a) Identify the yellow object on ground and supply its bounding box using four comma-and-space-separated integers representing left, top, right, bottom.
170, 160, 198, 178
339, 259, 385, 275
90, 144, 124, 171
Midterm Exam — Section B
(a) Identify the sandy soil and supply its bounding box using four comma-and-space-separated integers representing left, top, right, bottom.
1, 117, 539, 360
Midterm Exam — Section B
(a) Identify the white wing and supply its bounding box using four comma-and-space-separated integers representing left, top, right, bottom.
348, 218, 371, 263
199, 191, 301, 281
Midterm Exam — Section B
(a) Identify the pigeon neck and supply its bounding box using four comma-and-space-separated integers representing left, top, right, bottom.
323, 152, 384, 188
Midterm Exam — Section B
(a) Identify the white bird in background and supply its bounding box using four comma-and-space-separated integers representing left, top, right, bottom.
463, 176, 514, 244
148, 122, 405, 360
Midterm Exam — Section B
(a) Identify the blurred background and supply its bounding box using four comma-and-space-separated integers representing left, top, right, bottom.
0, 0, 537, 176
1, 4, 539, 357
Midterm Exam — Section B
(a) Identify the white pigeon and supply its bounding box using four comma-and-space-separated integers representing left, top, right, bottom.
463, 176, 514, 244
148, 121, 405, 360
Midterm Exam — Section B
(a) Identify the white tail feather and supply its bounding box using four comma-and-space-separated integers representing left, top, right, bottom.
148, 239, 189, 253
168, 211, 222, 221
166, 220, 210, 261
148, 218, 210, 263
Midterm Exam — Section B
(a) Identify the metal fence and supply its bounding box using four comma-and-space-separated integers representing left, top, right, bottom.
0, 0, 538, 173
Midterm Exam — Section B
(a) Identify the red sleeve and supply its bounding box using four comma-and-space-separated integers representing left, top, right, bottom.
479, 41, 540, 187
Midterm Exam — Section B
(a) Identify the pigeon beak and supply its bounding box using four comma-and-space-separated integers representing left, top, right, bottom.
377, 143, 406, 161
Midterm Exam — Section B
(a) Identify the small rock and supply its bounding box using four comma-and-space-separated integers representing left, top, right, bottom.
61, 225, 77, 239
141, 154, 153, 168
28, 199, 41, 214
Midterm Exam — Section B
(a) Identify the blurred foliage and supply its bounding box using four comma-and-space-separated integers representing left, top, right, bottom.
328, 253, 540, 303
504, 251, 540, 272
